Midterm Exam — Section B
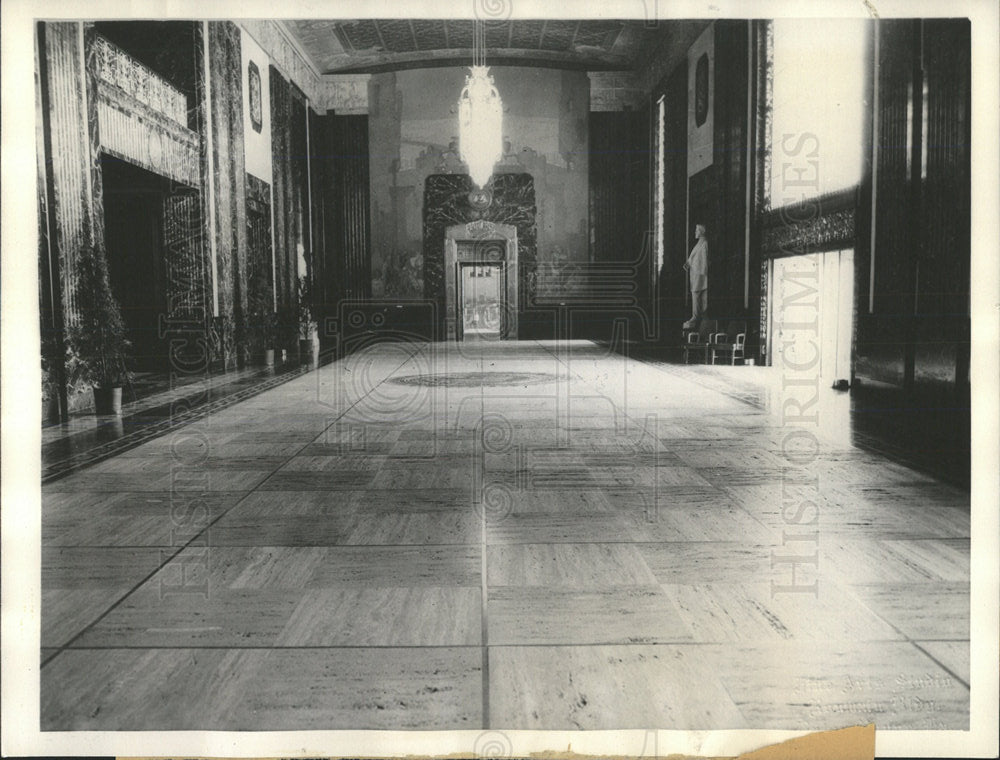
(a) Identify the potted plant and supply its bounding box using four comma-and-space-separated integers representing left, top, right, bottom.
297, 275, 319, 366
262, 310, 279, 367
68, 244, 133, 415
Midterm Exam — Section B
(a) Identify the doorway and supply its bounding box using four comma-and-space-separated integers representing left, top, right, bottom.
460, 263, 504, 340
102, 157, 170, 370
769, 250, 854, 382
444, 223, 518, 341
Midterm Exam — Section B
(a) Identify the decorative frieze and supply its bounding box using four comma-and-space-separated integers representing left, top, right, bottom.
97, 82, 199, 187
760, 202, 857, 257
94, 35, 188, 126
322, 75, 370, 114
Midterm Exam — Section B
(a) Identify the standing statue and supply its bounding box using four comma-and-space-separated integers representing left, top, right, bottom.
683, 223, 708, 329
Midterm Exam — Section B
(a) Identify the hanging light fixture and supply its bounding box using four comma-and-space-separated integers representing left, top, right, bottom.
458, 19, 503, 189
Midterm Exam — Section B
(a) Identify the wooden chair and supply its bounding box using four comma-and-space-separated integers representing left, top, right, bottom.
710, 321, 747, 365
683, 319, 717, 364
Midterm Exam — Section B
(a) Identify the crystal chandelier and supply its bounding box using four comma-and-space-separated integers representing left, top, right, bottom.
458, 20, 503, 189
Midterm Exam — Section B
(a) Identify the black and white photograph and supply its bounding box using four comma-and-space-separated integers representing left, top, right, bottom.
2, 0, 998, 757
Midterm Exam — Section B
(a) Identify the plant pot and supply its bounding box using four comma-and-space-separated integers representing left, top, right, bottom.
299, 338, 320, 367
43, 394, 60, 424
93, 386, 123, 416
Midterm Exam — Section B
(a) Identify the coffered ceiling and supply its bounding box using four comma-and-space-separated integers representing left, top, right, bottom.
282, 19, 709, 74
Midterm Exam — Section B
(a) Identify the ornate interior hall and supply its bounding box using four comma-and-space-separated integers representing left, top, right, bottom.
12, 6, 990, 753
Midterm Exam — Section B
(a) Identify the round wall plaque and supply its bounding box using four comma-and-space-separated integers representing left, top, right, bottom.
468, 187, 493, 211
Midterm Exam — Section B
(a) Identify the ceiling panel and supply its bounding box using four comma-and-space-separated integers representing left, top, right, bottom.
507, 19, 547, 49
444, 19, 474, 50
336, 20, 382, 52
283, 18, 707, 75
483, 20, 511, 49
377, 19, 418, 53
411, 19, 448, 50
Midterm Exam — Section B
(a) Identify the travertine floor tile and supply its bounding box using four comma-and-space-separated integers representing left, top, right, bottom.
278, 587, 481, 646
40, 340, 971, 731
487, 543, 658, 588
42, 647, 483, 730
701, 640, 969, 729
489, 644, 746, 729
489, 586, 693, 645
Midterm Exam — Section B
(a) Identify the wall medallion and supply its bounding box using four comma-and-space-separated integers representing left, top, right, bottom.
468, 187, 493, 211
248, 60, 262, 134
695, 53, 710, 127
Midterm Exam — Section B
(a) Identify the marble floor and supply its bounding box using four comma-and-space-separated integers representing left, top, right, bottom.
40, 340, 971, 731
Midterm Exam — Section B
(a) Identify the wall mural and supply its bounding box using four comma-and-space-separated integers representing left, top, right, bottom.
368, 68, 588, 302
423, 173, 536, 337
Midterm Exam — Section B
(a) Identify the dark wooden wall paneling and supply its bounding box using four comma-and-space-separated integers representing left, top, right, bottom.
589, 112, 633, 263
321, 114, 372, 312
855, 19, 969, 395
709, 20, 751, 325
855, 20, 914, 387
848, 19, 970, 485
208, 21, 247, 367
585, 109, 653, 340
915, 20, 971, 391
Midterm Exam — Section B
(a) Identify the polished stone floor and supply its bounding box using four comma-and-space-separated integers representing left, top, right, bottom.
40, 340, 970, 731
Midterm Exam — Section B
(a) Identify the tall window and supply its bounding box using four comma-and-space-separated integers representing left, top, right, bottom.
769, 19, 869, 206
654, 94, 666, 273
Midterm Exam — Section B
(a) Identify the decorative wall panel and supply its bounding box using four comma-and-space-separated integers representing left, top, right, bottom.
241, 28, 273, 183
687, 24, 715, 177
162, 191, 207, 321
